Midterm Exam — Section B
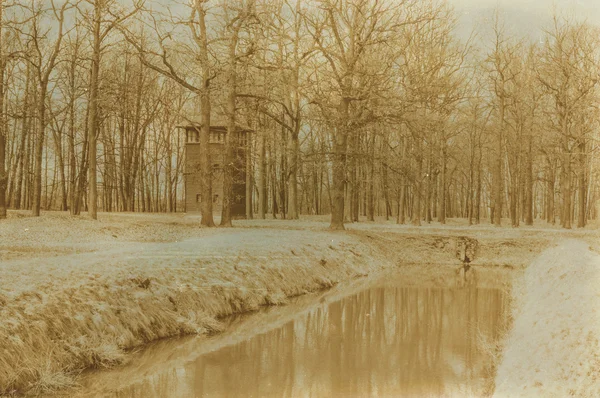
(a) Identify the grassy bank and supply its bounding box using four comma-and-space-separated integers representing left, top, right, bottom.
0, 212, 594, 395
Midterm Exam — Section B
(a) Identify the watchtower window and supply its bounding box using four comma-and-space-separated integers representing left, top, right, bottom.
196, 194, 201, 203
185, 129, 202, 143
237, 132, 247, 147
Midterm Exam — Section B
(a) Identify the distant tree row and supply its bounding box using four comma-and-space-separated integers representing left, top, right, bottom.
0, 0, 598, 230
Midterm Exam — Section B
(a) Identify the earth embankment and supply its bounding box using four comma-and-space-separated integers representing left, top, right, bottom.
1, 212, 596, 395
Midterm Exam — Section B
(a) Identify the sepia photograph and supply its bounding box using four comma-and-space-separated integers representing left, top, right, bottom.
0, 0, 599, 396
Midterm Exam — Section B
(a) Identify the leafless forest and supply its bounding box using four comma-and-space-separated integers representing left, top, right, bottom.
0, 0, 598, 230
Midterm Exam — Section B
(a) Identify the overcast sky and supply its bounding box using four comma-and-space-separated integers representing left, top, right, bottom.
131, 0, 600, 45
448, 0, 600, 40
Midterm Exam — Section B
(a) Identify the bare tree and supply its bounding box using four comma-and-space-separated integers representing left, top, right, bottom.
0, 0, 8, 219
26, 0, 72, 217
122, 0, 219, 226
306, 0, 409, 230
218, 0, 257, 227
81, 0, 142, 220
537, 15, 599, 229
484, 14, 521, 226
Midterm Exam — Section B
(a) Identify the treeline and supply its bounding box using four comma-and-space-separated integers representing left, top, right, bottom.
0, 0, 598, 230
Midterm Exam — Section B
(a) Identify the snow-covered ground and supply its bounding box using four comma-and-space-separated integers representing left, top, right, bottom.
494, 240, 600, 397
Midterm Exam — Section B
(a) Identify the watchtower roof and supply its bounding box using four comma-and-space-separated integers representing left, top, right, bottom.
177, 116, 253, 133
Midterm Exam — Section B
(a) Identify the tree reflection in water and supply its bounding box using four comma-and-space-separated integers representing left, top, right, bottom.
114, 286, 506, 398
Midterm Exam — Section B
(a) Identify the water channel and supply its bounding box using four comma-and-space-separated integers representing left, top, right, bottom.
73, 271, 509, 397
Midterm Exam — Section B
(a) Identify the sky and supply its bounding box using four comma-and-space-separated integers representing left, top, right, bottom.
448, 0, 600, 40
118, 0, 600, 46
148, 0, 600, 42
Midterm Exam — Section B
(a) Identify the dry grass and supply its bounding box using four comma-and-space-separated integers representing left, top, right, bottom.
28, 360, 79, 397
1, 211, 596, 396
1, 221, 392, 394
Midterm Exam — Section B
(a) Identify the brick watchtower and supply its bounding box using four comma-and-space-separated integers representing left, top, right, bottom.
179, 118, 251, 218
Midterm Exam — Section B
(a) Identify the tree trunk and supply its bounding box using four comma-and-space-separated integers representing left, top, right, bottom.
166, 137, 173, 212
196, 3, 214, 227
270, 140, 278, 218
547, 168, 555, 224
467, 129, 475, 226
220, 20, 247, 227
493, 97, 504, 226
31, 84, 48, 217
245, 126, 253, 219
278, 133, 286, 219
438, 144, 446, 224
0, 0, 5, 219
68, 58, 77, 214
329, 97, 349, 230
14, 103, 29, 210
561, 118, 572, 229
475, 159, 481, 224
87, 2, 101, 220
287, 126, 299, 219
74, 104, 90, 215
509, 149, 519, 228
366, 133, 375, 222
221, 59, 235, 227
25, 115, 34, 210
52, 122, 68, 211
397, 135, 406, 224
425, 151, 432, 224
258, 118, 266, 219
525, 132, 534, 225
577, 141, 586, 228
0, 26, 5, 219
412, 140, 422, 227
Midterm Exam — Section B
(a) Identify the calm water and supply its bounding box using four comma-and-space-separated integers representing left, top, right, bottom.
77, 280, 507, 397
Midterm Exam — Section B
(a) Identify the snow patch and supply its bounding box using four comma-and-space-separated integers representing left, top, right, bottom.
494, 240, 600, 397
